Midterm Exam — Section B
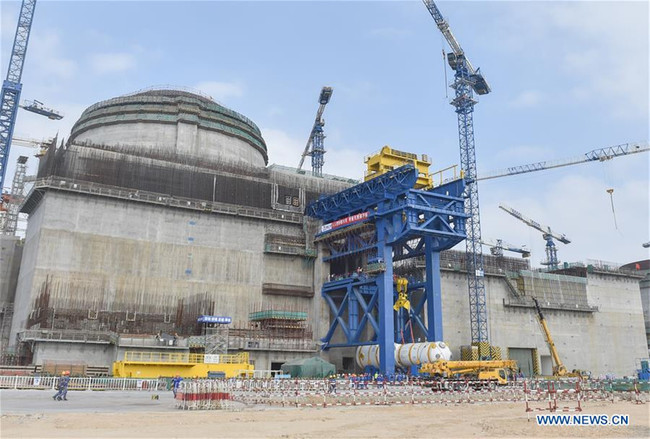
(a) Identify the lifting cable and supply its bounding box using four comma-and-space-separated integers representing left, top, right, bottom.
606, 188, 618, 230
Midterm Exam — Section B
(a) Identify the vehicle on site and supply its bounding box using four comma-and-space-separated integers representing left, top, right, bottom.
419, 360, 518, 388
532, 297, 590, 378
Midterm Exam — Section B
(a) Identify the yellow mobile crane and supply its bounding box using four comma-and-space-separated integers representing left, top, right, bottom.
532, 297, 588, 378
420, 360, 517, 386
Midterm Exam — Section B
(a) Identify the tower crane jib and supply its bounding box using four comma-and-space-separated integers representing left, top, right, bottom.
498, 203, 570, 269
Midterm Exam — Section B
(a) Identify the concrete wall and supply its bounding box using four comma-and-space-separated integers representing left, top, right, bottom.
0, 235, 22, 304
324, 268, 647, 377
33, 342, 116, 367
74, 121, 266, 169
9, 167, 349, 358
442, 269, 647, 377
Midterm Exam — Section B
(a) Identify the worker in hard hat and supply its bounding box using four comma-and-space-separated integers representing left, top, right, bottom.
52, 371, 70, 401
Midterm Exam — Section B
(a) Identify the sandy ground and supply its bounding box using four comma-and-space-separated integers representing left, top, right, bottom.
1, 389, 649, 438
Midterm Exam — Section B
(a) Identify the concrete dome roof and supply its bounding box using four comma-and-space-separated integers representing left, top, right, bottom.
68, 87, 268, 168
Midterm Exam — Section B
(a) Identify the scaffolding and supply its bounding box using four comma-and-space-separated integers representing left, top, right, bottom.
1, 155, 28, 235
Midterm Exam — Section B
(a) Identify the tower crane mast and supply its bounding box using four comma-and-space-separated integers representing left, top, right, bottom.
499, 203, 570, 270
0, 0, 37, 191
422, 0, 491, 354
297, 86, 333, 177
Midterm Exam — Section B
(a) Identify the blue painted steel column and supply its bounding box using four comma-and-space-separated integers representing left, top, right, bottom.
377, 219, 395, 374
425, 236, 443, 341
348, 283, 359, 335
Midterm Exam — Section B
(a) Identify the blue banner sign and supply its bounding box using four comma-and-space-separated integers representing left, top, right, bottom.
197, 315, 232, 324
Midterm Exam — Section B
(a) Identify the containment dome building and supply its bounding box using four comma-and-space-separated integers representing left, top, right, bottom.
68, 88, 268, 169
8, 87, 354, 370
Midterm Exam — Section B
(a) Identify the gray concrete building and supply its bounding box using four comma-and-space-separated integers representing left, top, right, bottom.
1, 87, 647, 377
621, 259, 650, 355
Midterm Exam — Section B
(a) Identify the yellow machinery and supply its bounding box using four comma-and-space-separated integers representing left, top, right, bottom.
365, 146, 432, 189
420, 360, 518, 385
532, 297, 589, 378
393, 277, 410, 311
112, 351, 254, 379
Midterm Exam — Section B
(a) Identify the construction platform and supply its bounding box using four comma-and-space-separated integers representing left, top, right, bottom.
112, 351, 254, 379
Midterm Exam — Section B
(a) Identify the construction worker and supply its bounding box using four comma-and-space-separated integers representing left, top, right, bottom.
171, 375, 183, 398
52, 371, 70, 401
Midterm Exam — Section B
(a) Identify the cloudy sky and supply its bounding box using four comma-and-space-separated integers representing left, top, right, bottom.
1, 0, 648, 266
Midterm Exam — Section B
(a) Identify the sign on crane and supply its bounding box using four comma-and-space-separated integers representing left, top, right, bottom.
498, 203, 570, 270
297, 86, 333, 177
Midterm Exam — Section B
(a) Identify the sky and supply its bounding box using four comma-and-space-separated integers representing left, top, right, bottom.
1, 0, 648, 267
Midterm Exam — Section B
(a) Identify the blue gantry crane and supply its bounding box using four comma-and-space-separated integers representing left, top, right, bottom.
0, 0, 37, 191
306, 164, 468, 374
297, 86, 333, 177
422, 0, 491, 356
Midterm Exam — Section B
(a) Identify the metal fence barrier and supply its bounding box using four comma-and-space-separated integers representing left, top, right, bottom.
0, 375, 166, 391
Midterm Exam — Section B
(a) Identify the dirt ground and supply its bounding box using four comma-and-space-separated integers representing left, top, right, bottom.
1, 391, 649, 438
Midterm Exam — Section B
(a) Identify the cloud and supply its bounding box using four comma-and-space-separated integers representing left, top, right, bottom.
194, 81, 245, 101
262, 128, 305, 170
503, 2, 648, 121
27, 30, 78, 80
322, 147, 365, 181
479, 156, 649, 267
508, 90, 543, 109
262, 128, 363, 180
89, 52, 137, 74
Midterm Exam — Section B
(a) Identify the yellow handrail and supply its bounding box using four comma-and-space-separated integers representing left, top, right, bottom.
122, 351, 250, 364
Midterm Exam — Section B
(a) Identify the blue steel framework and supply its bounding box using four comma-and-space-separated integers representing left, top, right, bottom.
306, 165, 467, 374
0, 0, 37, 191
422, 1, 491, 350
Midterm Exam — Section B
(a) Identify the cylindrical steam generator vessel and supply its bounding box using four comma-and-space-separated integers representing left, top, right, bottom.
356, 342, 452, 369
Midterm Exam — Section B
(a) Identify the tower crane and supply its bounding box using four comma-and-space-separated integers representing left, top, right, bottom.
297, 86, 333, 177
422, 0, 491, 354
0, 0, 37, 191
11, 135, 52, 157
19, 99, 63, 120
498, 203, 570, 270
476, 142, 649, 182
480, 238, 530, 259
